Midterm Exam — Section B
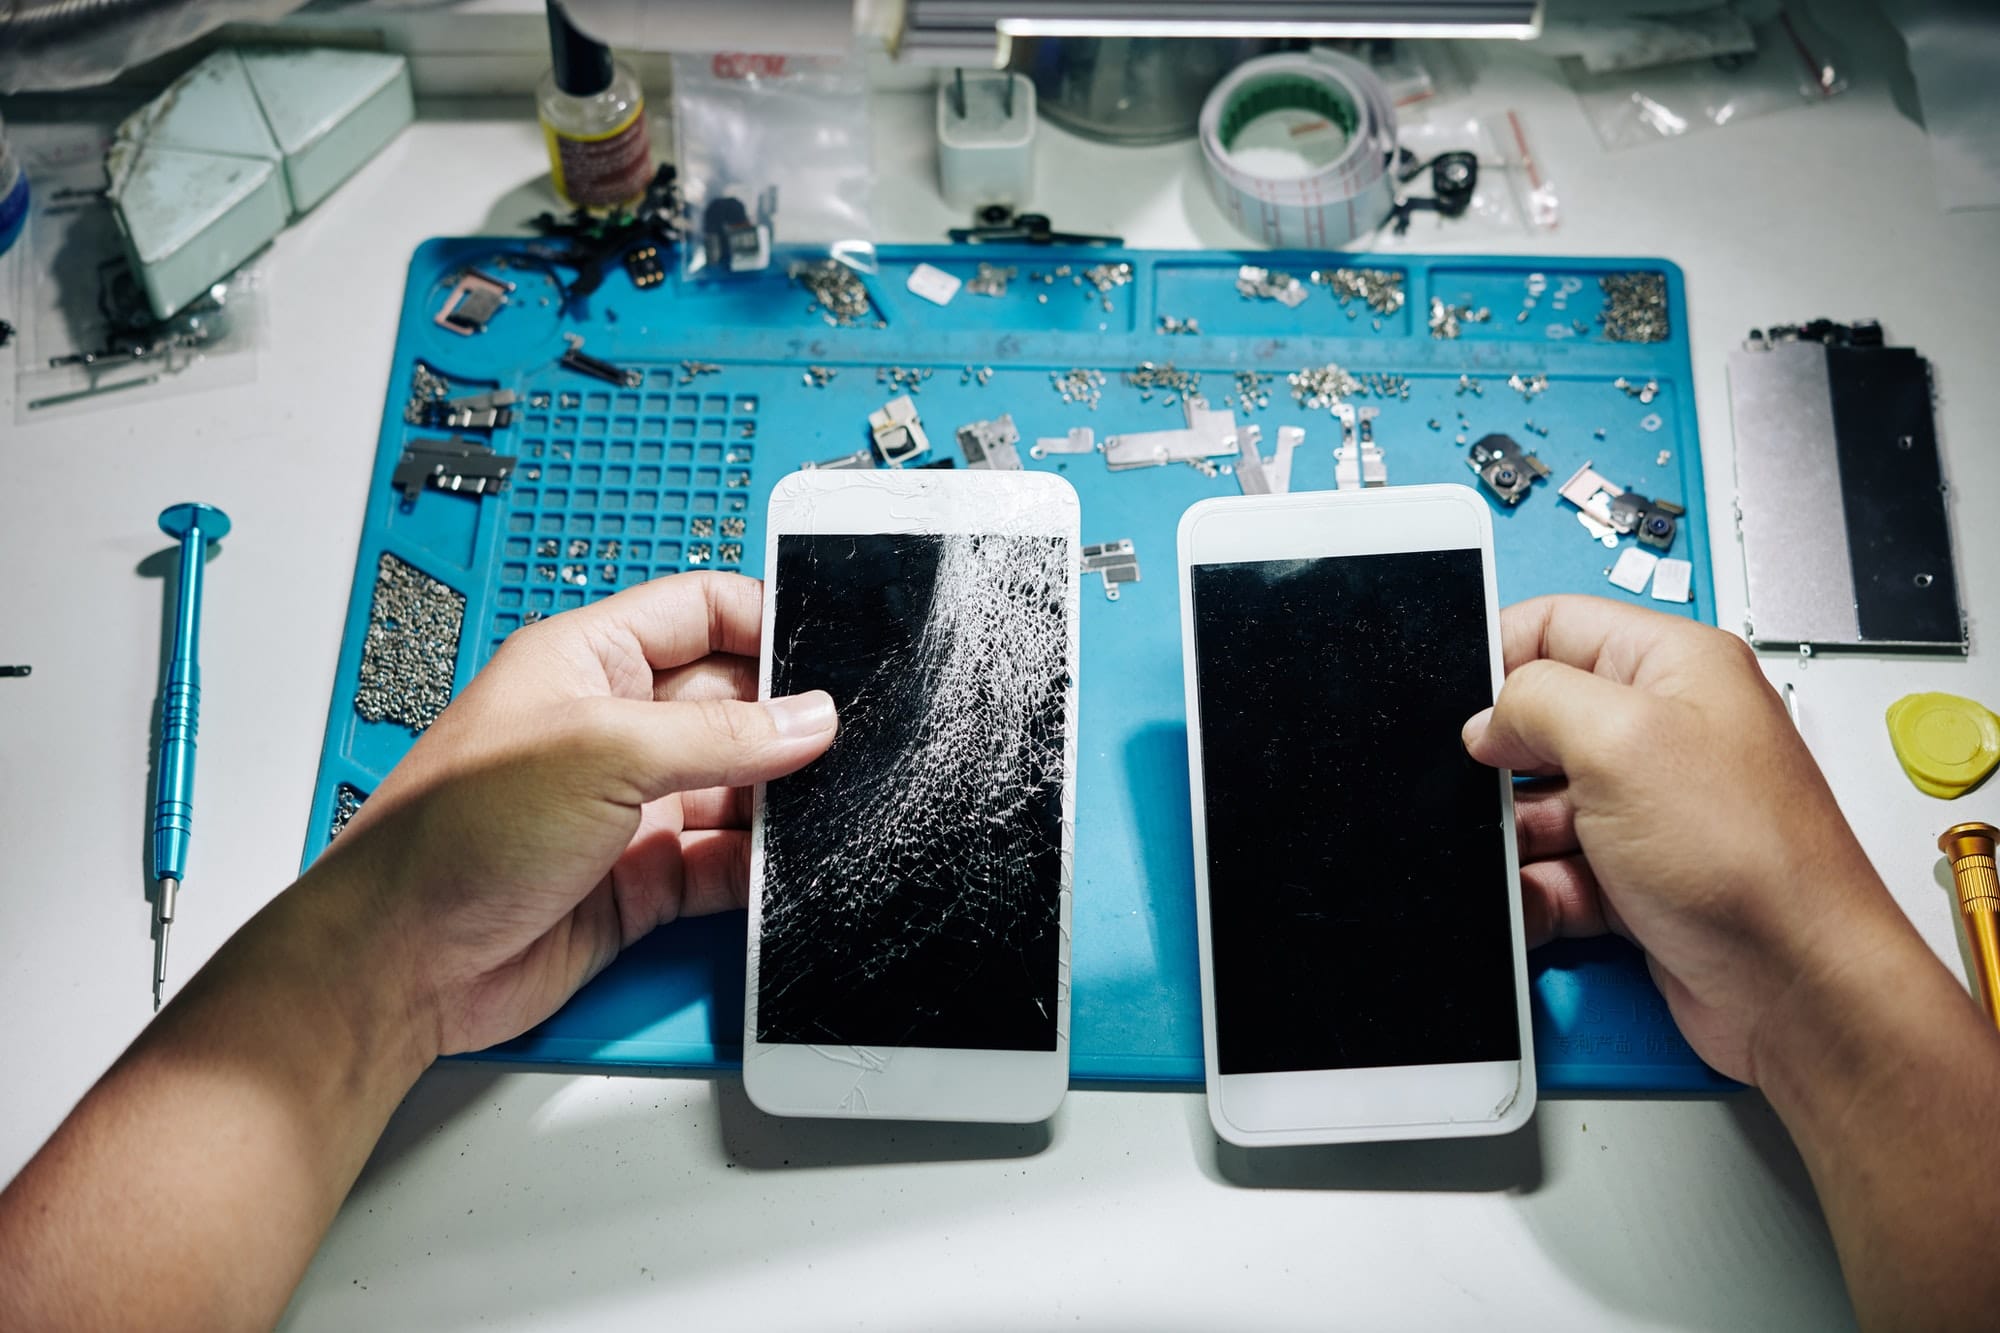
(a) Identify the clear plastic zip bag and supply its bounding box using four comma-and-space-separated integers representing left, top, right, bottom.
673, 50, 875, 280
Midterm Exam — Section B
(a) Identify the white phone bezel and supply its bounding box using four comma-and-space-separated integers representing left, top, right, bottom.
1176, 484, 1536, 1146
743, 467, 1080, 1123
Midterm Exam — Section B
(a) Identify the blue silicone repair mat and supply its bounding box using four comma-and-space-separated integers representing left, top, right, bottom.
304, 240, 1728, 1093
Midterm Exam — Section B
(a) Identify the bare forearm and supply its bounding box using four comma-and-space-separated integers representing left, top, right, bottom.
0, 866, 433, 1330
1758, 915, 2000, 1331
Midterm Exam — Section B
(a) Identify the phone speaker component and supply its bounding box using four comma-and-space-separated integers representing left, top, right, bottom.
1650, 557, 1694, 604
1467, 433, 1549, 506
559, 333, 642, 388
1888, 694, 1999, 799
393, 437, 514, 500
434, 268, 513, 335
1606, 547, 1659, 595
1081, 539, 1140, 601
957, 414, 1023, 470
1728, 320, 1965, 653
1197, 51, 1396, 250
1102, 397, 1238, 472
1031, 426, 1095, 459
423, 388, 517, 431
623, 243, 665, 289
869, 395, 932, 467
702, 189, 775, 274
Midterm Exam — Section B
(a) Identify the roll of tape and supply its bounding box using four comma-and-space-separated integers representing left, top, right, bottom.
1198, 51, 1398, 250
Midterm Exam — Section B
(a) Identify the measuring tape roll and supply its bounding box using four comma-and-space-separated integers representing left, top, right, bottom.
1198, 50, 1398, 250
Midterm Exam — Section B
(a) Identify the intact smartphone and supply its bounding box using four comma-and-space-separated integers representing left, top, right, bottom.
744, 468, 1081, 1122
1177, 485, 1535, 1146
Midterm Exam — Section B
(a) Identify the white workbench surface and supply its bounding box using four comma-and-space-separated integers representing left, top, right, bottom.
3, 9, 1996, 1328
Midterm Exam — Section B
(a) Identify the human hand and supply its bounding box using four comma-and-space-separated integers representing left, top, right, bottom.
317, 572, 836, 1060
1462, 595, 1906, 1084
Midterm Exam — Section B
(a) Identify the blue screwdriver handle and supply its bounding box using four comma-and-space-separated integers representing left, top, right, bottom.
151, 504, 230, 886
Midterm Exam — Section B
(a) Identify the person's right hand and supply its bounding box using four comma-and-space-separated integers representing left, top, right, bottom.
1462, 595, 1909, 1085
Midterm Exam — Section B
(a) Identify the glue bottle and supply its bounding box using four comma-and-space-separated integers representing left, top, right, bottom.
538, 1, 653, 211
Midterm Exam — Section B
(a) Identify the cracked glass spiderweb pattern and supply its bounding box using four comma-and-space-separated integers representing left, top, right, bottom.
758, 532, 1070, 1051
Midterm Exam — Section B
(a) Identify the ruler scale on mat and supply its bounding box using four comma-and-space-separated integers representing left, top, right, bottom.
305, 240, 1729, 1093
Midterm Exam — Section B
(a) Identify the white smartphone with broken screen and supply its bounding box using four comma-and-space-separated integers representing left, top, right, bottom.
743, 468, 1080, 1122
1178, 485, 1535, 1146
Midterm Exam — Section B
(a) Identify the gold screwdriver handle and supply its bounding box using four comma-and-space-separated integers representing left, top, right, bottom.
1940, 823, 2000, 1030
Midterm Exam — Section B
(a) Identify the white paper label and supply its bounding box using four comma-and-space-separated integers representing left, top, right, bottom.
1607, 547, 1660, 594
905, 263, 962, 306
1650, 557, 1693, 603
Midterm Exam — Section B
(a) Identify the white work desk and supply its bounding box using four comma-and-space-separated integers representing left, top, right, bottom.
3, 11, 1995, 1328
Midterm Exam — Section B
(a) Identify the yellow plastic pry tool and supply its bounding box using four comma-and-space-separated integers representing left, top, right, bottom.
1887, 692, 2000, 799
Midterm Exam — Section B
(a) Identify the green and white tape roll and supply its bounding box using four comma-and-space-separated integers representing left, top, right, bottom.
1198, 50, 1398, 249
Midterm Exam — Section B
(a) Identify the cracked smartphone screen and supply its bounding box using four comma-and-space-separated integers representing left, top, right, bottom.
1191, 550, 1519, 1076
757, 532, 1070, 1051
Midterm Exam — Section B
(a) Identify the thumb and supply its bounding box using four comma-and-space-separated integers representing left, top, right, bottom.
572, 690, 838, 803
1463, 659, 1639, 777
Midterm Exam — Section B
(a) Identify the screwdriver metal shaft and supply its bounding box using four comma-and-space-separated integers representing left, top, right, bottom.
151, 503, 230, 1009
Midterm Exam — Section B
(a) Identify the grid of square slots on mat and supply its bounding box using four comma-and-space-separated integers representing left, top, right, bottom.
306, 238, 1733, 1094
487, 382, 760, 646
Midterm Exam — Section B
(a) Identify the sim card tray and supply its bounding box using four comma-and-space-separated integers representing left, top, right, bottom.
1081, 539, 1139, 601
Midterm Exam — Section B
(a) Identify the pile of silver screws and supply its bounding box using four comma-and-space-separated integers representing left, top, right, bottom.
1051, 367, 1106, 409
558, 392, 580, 409
598, 539, 621, 560
691, 517, 715, 538
330, 784, 366, 840
1226, 369, 1273, 412
722, 516, 746, 538
1359, 372, 1411, 400
959, 364, 995, 386
403, 363, 450, 425
1615, 376, 1660, 405
678, 360, 722, 384
537, 538, 559, 557
1509, 372, 1549, 400
1236, 265, 1309, 307
877, 365, 934, 393
1125, 361, 1202, 402
968, 263, 1017, 297
567, 538, 589, 558
791, 258, 874, 326
529, 391, 551, 409
1158, 315, 1201, 335
1288, 362, 1362, 411
1456, 374, 1485, 397
719, 541, 743, 564
802, 365, 838, 388
688, 543, 712, 566
1429, 298, 1492, 340
1312, 267, 1405, 315
1084, 261, 1133, 294
561, 564, 588, 586
1600, 271, 1668, 343
355, 553, 464, 734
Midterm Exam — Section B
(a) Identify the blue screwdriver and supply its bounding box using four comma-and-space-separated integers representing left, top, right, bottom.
152, 503, 230, 1009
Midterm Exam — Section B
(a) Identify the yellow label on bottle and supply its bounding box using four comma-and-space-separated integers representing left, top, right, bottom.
544, 103, 650, 209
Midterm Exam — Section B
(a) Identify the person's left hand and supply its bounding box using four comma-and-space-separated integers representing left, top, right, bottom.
315, 571, 837, 1059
